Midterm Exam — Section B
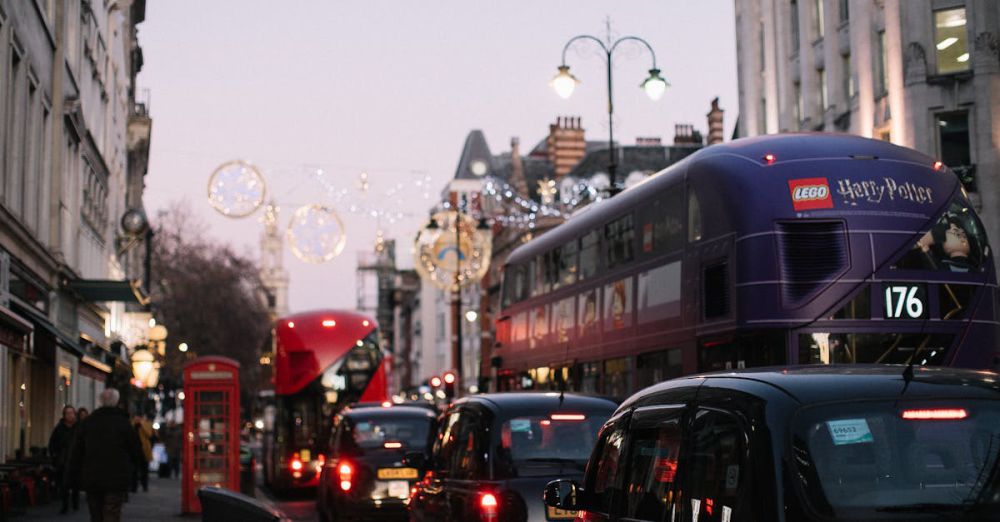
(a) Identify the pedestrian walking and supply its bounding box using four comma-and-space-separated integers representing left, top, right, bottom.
67, 388, 142, 522
132, 415, 154, 492
47, 405, 79, 514
162, 420, 182, 479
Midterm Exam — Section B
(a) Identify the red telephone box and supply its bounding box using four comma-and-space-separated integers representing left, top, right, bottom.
182, 356, 241, 514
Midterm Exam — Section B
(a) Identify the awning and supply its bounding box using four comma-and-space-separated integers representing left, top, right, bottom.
68, 279, 150, 305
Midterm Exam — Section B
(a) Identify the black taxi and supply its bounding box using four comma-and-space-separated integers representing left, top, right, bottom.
318, 405, 437, 522
408, 392, 617, 522
545, 365, 1000, 521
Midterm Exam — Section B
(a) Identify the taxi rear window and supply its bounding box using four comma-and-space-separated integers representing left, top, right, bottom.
791, 399, 1000, 517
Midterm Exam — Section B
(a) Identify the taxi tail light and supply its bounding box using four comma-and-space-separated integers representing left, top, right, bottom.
338, 462, 353, 492
314, 454, 325, 471
901, 408, 968, 420
479, 492, 498, 521
289, 457, 303, 472
384, 441, 403, 449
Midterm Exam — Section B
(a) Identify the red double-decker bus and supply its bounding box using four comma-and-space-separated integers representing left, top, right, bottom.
263, 309, 389, 491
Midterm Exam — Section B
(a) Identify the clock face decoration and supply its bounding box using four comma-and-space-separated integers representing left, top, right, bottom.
207, 160, 267, 218
413, 210, 491, 290
470, 159, 488, 177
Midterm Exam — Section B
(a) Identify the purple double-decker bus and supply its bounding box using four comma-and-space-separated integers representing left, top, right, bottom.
494, 134, 997, 399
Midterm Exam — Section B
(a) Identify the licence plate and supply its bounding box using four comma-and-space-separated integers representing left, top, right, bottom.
377, 467, 418, 480
387, 480, 409, 498
547, 505, 578, 520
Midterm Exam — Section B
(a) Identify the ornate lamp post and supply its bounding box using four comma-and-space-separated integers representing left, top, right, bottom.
552, 30, 668, 194
413, 198, 491, 392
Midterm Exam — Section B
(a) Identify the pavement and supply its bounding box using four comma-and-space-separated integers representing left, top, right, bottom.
19, 476, 193, 521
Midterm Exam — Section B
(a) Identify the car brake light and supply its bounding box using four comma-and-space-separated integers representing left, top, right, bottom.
550, 413, 586, 421
339, 462, 353, 491
290, 458, 303, 472
902, 408, 968, 420
384, 441, 403, 449
480, 492, 498, 521
315, 454, 325, 471
322, 319, 336, 327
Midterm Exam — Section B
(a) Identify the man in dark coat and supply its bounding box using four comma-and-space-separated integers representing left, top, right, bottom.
67, 388, 143, 522
47, 405, 78, 513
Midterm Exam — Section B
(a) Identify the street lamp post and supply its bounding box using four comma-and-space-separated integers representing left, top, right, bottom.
552, 31, 668, 193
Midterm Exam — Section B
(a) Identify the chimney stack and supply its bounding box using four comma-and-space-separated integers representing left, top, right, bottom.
546, 116, 586, 178
673, 124, 703, 145
707, 97, 725, 145
509, 137, 529, 199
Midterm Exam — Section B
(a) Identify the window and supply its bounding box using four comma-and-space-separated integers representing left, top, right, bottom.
579, 230, 601, 280
6, 50, 23, 214
703, 262, 730, 319
588, 423, 626, 514
838, 0, 849, 22
934, 8, 969, 74
937, 112, 971, 168
814, 0, 825, 38
639, 187, 684, 255
624, 415, 684, 520
636, 349, 683, 390
556, 241, 578, 288
604, 215, 635, 270
759, 22, 766, 72
842, 53, 854, 101
875, 30, 888, 96
687, 187, 702, 242
683, 410, 748, 522
798, 333, 953, 365
451, 412, 485, 480
698, 332, 786, 372
790, 0, 800, 49
432, 411, 462, 476
818, 69, 828, 110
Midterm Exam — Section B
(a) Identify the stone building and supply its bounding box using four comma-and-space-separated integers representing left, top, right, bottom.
734, 0, 1000, 269
0, 0, 151, 458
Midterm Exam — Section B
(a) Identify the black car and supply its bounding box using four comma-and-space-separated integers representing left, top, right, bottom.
408, 392, 617, 522
545, 365, 1000, 521
318, 405, 437, 522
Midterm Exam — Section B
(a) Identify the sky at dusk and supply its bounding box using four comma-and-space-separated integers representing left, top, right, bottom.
139, 1, 739, 313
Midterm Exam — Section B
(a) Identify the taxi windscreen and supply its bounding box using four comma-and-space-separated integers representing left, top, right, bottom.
347, 416, 432, 452
496, 412, 610, 478
792, 400, 1000, 517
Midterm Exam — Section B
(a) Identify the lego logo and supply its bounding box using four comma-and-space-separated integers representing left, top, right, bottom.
792, 185, 829, 201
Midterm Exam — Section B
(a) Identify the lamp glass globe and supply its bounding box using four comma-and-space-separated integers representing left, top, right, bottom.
642, 70, 669, 101
551, 67, 578, 99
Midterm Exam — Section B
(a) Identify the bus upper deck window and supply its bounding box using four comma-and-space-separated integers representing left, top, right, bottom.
688, 188, 702, 242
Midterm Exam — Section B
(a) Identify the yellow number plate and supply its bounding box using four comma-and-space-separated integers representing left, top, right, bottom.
377, 467, 418, 480
546, 506, 578, 520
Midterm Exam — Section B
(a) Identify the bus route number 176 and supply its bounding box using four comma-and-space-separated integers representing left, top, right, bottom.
884, 284, 926, 319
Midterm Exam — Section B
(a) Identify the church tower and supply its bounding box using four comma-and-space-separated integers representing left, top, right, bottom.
259, 201, 289, 318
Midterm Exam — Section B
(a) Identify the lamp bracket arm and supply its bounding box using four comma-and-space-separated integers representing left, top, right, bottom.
609, 36, 658, 69
561, 34, 610, 66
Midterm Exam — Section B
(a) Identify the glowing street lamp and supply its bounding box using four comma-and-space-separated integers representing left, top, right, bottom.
131, 348, 159, 388
552, 30, 667, 193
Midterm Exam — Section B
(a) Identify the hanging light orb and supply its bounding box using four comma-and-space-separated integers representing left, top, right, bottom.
207, 160, 267, 218
286, 204, 347, 263
550, 65, 579, 99
641, 68, 669, 101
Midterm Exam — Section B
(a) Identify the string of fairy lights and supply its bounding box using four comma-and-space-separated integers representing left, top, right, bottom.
205, 158, 618, 264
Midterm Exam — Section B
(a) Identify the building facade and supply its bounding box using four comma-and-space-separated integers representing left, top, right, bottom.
734, 0, 1000, 269
0, 0, 151, 459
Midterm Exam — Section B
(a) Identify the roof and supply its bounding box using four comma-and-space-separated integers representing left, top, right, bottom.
453, 130, 496, 180
622, 365, 1000, 410
344, 405, 438, 420
457, 392, 617, 413
564, 143, 702, 180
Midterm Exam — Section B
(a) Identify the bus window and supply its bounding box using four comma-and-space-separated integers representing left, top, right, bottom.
640, 187, 684, 255
688, 186, 702, 242
636, 349, 683, 390
604, 214, 635, 269
698, 332, 786, 372
798, 332, 953, 365
579, 230, 601, 280
555, 240, 578, 288
893, 194, 991, 273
